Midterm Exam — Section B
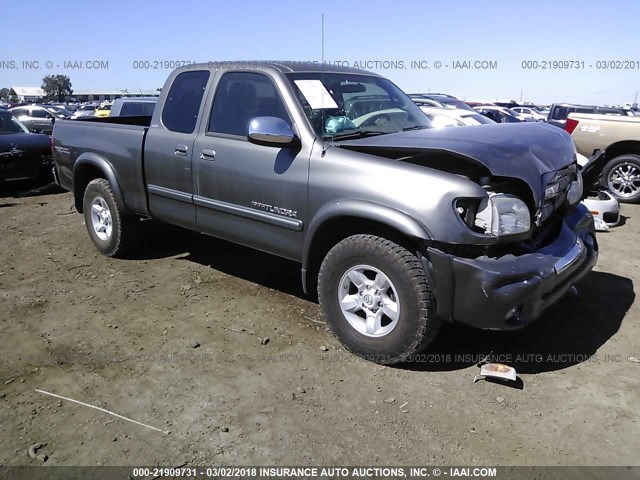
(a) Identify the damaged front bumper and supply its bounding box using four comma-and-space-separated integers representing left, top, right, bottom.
423, 204, 598, 330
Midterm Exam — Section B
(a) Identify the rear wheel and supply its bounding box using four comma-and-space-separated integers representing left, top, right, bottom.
318, 234, 441, 364
603, 154, 640, 203
83, 178, 140, 257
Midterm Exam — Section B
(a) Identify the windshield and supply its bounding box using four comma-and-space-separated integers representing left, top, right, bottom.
98, 104, 112, 110
79, 105, 96, 111
286, 73, 431, 139
0, 113, 30, 134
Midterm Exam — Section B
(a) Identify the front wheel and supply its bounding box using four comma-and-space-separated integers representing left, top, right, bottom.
603, 154, 640, 203
318, 234, 441, 364
83, 178, 140, 257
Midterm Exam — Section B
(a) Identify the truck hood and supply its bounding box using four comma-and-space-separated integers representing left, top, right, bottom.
336, 122, 576, 206
0, 132, 51, 154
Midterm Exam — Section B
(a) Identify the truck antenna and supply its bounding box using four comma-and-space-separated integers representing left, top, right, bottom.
321, 13, 327, 155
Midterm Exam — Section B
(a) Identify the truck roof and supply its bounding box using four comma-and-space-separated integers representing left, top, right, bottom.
174, 61, 383, 77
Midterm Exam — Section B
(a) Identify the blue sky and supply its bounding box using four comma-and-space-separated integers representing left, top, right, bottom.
1, 0, 639, 105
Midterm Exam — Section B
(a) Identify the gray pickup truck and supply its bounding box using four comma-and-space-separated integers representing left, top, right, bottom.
52, 62, 597, 364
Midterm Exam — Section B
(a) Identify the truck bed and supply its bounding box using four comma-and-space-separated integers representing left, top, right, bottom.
53, 117, 150, 215
567, 112, 640, 157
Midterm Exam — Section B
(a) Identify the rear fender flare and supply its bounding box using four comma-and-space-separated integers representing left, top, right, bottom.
73, 153, 127, 214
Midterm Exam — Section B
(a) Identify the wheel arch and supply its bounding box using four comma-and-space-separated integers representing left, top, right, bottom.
73, 154, 127, 214
602, 141, 640, 160
301, 199, 433, 296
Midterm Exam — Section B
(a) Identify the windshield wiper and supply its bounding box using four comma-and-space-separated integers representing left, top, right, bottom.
401, 125, 430, 131
328, 130, 387, 141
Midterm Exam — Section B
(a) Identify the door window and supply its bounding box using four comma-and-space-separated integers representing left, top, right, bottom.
208, 72, 291, 137
31, 109, 50, 118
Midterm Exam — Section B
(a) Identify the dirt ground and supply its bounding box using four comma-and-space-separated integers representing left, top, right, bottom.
0, 184, 638, 468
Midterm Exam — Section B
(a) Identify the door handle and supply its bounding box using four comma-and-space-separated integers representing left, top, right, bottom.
174, 145, 189, 156
199, 149, 216, 160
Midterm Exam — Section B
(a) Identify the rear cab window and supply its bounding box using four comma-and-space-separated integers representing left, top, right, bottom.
120, 102, 145, 116
120, 102, 157, 116
162, 70, 210, 133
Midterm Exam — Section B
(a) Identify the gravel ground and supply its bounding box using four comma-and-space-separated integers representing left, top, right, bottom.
0, 185, 638, 467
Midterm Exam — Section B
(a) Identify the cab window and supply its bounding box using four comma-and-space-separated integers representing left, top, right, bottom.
162, 70, 210, 133
208, 72, 291, 137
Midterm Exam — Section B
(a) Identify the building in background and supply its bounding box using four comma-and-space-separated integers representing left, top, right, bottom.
68, 89, 160, 102
9, 87, 46, 102
8, 87, 160, 103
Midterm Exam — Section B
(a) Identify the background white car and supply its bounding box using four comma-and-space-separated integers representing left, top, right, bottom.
511, 106, 547, 121
418, 106, 495, 127
583, 189, 620, 230
71, 104, 99, 119
473, 105, 534, 123
577, 153, 620, 229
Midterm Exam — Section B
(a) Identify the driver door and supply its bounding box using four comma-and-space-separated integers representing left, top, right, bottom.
193, 71, 311, 260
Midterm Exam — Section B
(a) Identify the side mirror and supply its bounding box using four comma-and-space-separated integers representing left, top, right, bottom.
248, 116, 295, 146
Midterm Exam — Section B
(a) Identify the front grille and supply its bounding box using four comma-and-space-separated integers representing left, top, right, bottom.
537, 165, 577, 226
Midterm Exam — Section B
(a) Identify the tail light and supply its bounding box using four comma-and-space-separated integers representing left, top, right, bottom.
565, 118, 579, 134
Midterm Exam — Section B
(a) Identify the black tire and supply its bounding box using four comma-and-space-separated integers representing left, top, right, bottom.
602, 154, 640, 204
82, 178, 140, 257
318, 234, 441, 364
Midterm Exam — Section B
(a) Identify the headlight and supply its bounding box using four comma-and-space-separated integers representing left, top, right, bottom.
566, 171, 583, 206
474, 193, 531, 236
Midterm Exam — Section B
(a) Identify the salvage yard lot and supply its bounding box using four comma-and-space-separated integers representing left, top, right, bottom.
0, 189, 638, 466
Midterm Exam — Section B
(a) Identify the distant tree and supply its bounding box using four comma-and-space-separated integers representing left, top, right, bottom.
41, 75, 73, 101
0, 87, 8, 100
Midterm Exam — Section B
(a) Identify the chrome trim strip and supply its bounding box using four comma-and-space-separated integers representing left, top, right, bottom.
147, 184, 193, 203
554, 238, 584, 275
194, 195, 303, 231
52, 166, 61, 187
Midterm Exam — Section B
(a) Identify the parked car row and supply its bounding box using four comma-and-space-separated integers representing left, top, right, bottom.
7, 105, 72, 135
0, 110, 53, 184
409, 92, 637, 127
